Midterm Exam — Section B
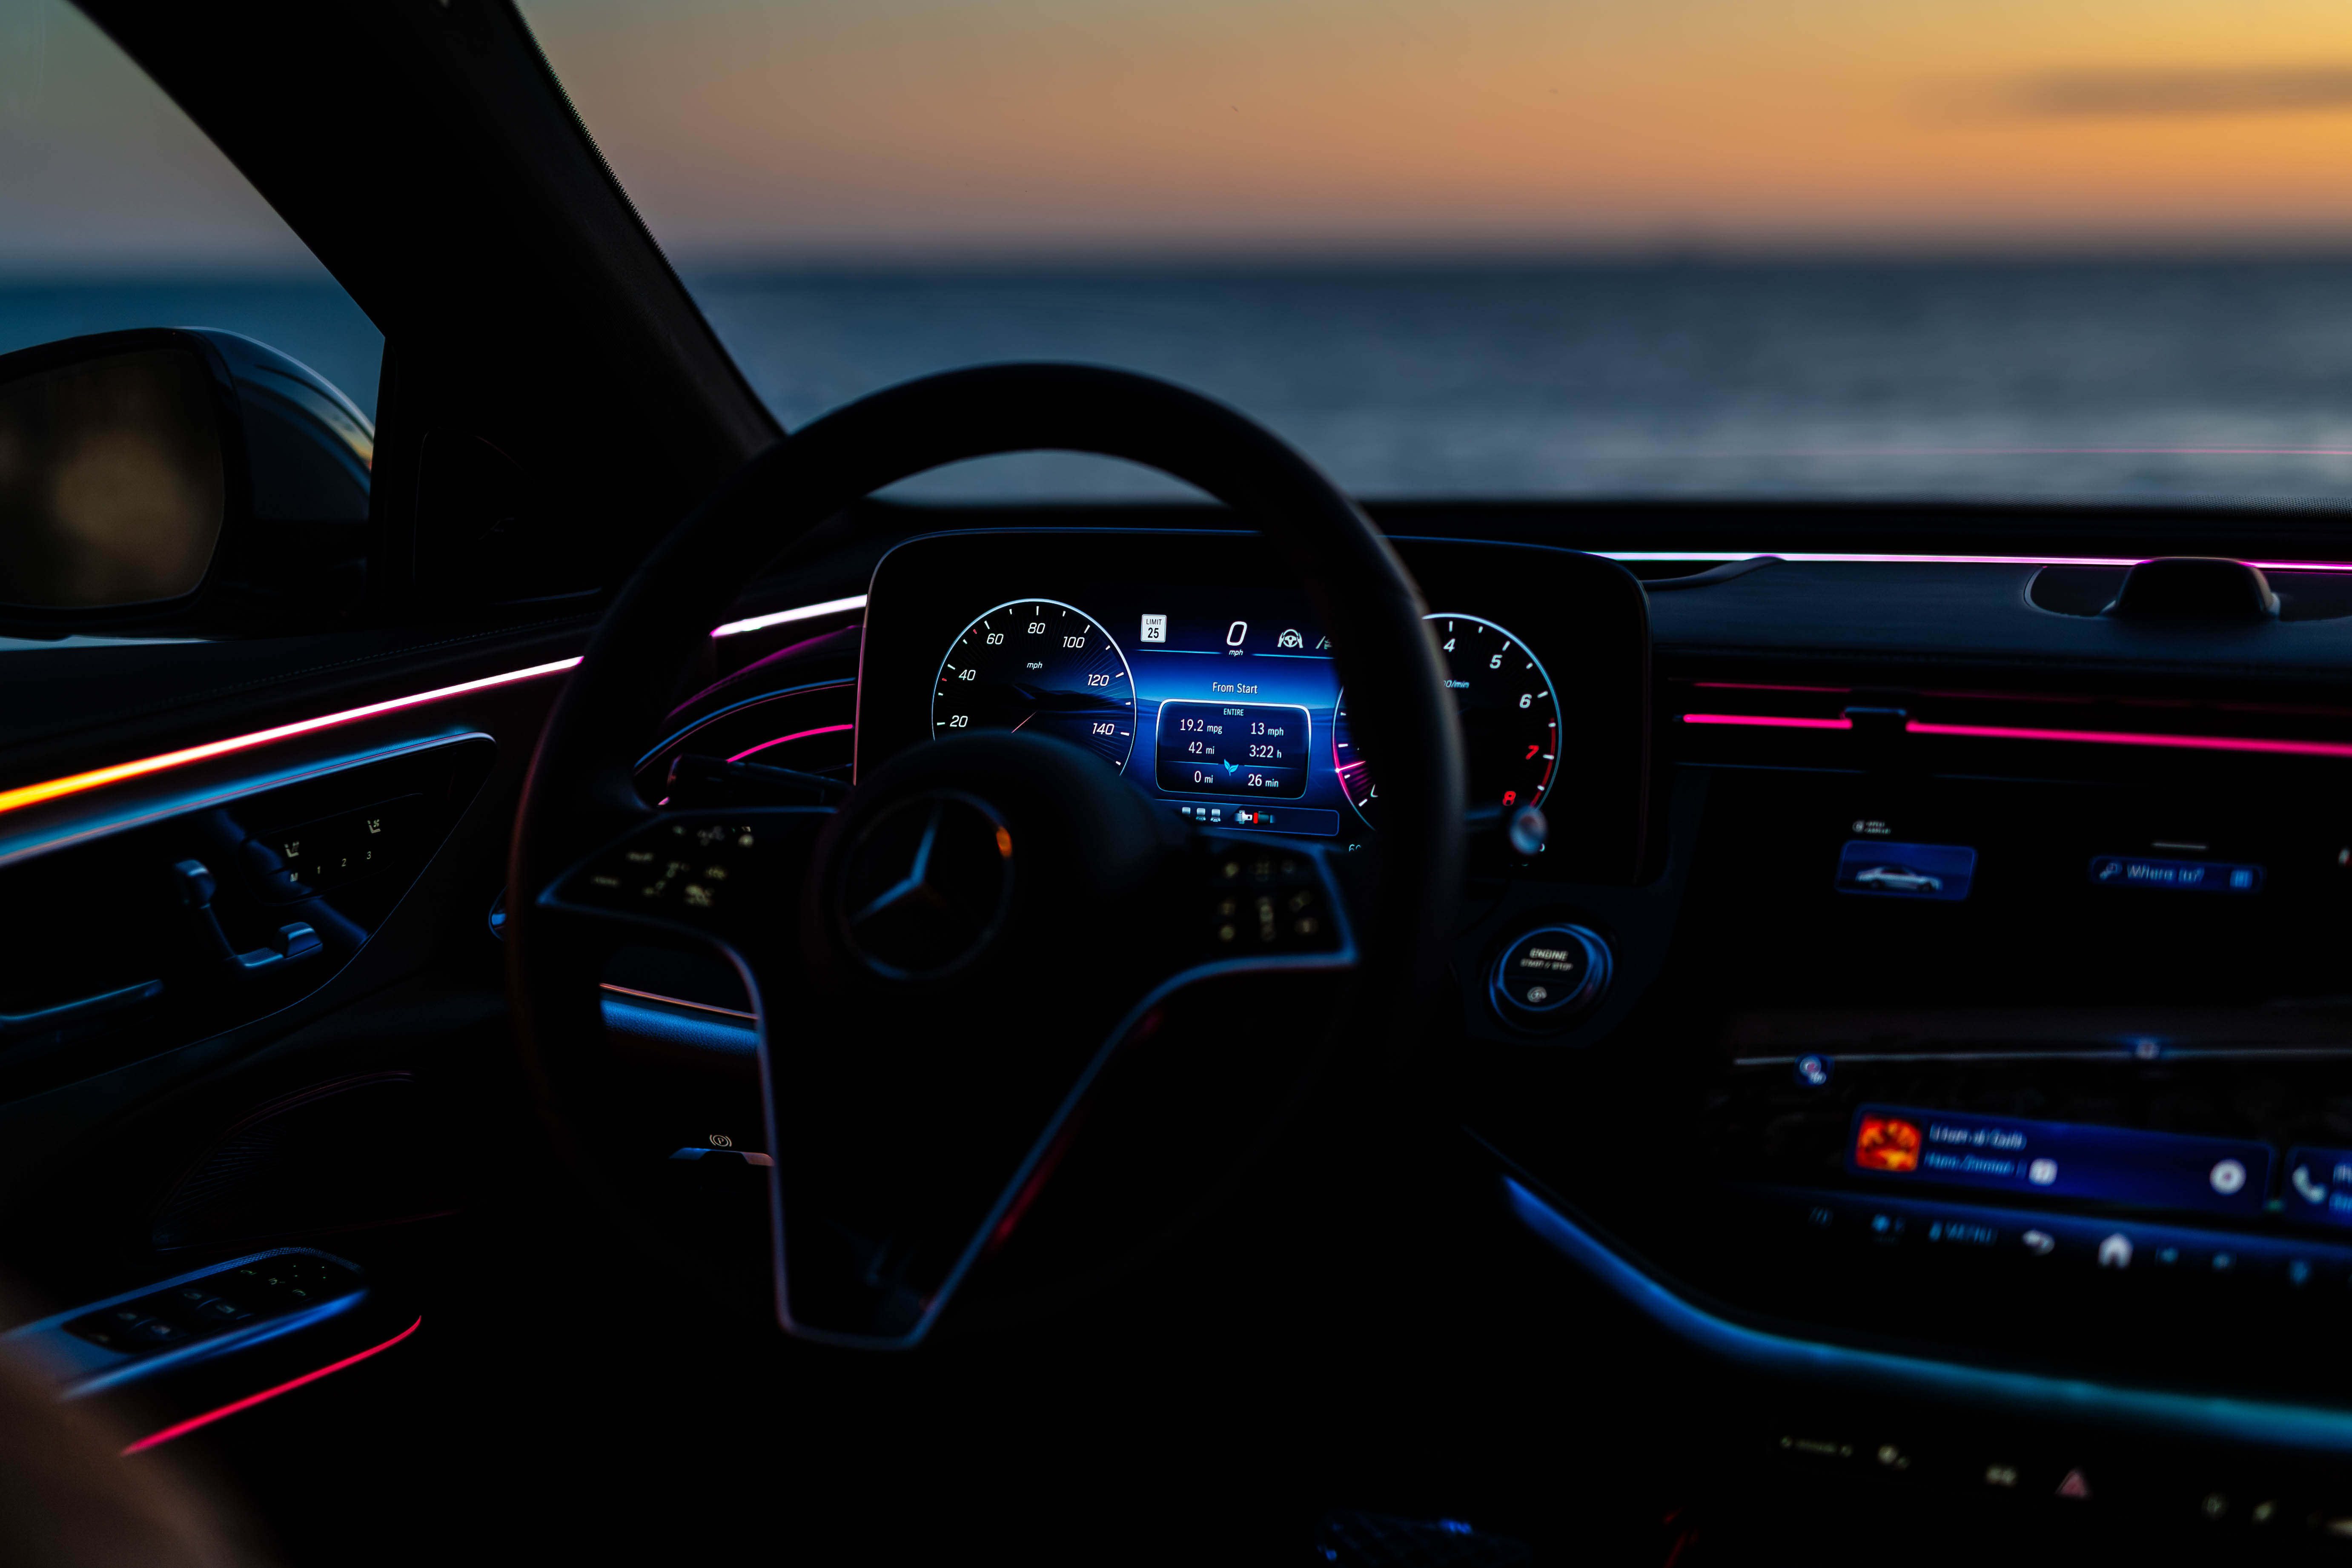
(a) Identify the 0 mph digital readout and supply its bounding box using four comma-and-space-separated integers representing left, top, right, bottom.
1154, 700, 1311, 798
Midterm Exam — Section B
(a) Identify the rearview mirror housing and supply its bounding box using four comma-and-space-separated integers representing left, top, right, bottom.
0, 327, 374, 634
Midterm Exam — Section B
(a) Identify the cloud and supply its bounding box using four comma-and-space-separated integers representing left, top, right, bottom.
2014, 68, 2352, 118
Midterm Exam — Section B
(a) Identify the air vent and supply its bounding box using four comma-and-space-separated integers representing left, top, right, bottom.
2033, 563, 2352, 622
1673, 677, 2352, 763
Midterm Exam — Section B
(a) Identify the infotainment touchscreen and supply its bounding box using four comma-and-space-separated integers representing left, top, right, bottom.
1690, 762, 2352, 1302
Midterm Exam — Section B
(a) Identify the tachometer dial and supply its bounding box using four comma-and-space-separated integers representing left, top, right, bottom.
1333, 613, 1560, 827
931, 599, 1137, 770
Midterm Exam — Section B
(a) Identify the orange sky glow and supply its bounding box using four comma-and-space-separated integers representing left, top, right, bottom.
518, 0, 2352, 255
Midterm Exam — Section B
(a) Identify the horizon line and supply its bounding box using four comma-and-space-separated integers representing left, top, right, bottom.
26, 241, 2352, 286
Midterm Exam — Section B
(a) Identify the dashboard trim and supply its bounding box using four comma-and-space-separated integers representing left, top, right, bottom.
1504, 1174, 2352, 1456
0, 657, 576, 824
711, 594, 868, 639
633, 677, 858, 773
1607, 552, 2352, 572
1682, 709, 2352, 760
0, 731, 498, 872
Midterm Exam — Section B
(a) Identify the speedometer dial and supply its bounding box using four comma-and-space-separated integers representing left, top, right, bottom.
1333, 613, 1560, 827
931, 599, 1137, 770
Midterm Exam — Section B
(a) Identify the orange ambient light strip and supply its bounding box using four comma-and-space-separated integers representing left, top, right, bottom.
0, 657, 583, 821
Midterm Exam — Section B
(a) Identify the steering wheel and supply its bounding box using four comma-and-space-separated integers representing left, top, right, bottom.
506, 365, 1464, 1347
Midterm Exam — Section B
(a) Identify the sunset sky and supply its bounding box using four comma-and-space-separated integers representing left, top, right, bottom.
9, 0, 2352, 266
521, 0, 2352, 256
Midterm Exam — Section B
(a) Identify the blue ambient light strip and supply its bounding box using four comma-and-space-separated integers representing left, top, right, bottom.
1502, 1175, 2352, 1454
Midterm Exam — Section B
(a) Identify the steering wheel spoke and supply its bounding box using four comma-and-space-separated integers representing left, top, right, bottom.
1192, 834, 1352, 966
539, 807, 834, 948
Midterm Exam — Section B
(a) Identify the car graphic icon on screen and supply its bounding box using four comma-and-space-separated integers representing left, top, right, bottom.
1835, 841, 1977, 901
1853, 865, 1942, 893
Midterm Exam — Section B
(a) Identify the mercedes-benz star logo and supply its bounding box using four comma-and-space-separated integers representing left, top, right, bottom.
839, 791, 1014, 980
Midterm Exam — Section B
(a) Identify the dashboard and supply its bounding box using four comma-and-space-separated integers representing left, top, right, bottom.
637, 529, 2352, 1544
16, 502, 2352, 1551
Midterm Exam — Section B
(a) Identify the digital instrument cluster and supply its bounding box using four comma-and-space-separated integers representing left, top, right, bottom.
851, 530, 1651, 877
926, 587, 1563, 836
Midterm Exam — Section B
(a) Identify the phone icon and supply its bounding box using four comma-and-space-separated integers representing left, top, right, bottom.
2293, 1164, 2329, 1205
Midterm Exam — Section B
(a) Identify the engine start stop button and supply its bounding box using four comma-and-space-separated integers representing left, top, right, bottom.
1489, 924, 1611, 1032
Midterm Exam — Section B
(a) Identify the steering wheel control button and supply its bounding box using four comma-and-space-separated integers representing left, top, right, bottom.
1489, 925, 1611, 1033
1202, 842, 1338, 955
840, 791, 1015, 980
575, 819, 767, 920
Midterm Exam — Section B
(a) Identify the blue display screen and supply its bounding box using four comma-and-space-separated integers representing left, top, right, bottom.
1109, 588, 1359, 834
2089, 854, 2263, 893
1153, 700, 1312, 798
2283, 1147, 2352, 1225
1834, 840, 1977, 901
1850, 1104, 2273, 1219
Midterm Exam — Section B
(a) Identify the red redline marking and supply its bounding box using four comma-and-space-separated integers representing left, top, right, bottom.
120, 1317, 422, 1455
725, 723, 856, 764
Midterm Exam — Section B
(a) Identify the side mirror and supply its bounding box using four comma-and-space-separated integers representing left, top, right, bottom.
0, 328, 373, 633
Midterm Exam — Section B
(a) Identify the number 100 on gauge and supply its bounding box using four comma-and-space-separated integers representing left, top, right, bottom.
931, 599, 1137, 770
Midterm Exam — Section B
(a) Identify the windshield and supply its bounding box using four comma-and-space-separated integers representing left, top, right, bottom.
522, 0, 2352, 508
0, 0, 381, 421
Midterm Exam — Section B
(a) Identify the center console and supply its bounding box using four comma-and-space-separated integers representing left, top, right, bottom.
1475, 696, 2352, 1540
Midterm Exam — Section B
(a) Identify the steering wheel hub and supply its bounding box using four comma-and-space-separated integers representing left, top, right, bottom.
838, 790, 1015, 981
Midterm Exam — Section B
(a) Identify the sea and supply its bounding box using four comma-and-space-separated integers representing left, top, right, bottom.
14, 256, 2352, 509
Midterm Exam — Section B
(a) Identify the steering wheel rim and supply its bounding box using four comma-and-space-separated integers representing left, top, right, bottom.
507, 364, 1465, 1345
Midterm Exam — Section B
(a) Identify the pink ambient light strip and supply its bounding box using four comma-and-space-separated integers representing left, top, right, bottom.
1679, 711, 2352, 760
727, 723, 856, 764
1681, 713, 1853, 731
1603, 552, 2352, 573
120, 1316, 423, 1454
0, 588, 876, 822
710, 594, 868, 638
0, 658, 582, 820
